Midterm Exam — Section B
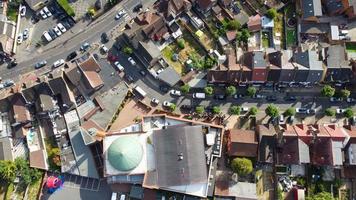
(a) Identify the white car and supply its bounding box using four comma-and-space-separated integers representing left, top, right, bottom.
115, 9, 126, 20
101, 45, 108, 53
151, 98, 159, 105
57, 23, 67, 33
330, 97, 342, 102
163, 101, 172, 107
241, 107, 249, 112
20, 6, 26, 17
279, 115, 284, 124
336, 108, 346, 114
128, 57, 136, 65
53, 59, 65, 68
347, 98, 355, 103
43, 7, 52, 17
114, 61, 124, 71
23, 28, 29, 40
170, 90, 181, 96
17, 34, 23, 44
39, 9, 47, 19
53, 26, 61, 36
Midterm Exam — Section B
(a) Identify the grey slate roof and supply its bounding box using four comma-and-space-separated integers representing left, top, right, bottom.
294, 50, 323, 70
157, 66, 181, 86
145, 125, 208, 187
0, 137, 13, 161
298, 138, 310, 163
302, 0, 322, 19
326, 45, 348, 69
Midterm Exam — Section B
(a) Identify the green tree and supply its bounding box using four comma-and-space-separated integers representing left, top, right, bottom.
284, 107, 295, 117
177, 39, 185, 49
169, 103, 176, 112
246, 86, 257, 97
249, 106, 258, 115
0, 160, 16, 182
344, 108, 354, 118
195, 106, 205, 115
266, 8, 278, 19
237, 29, 250, 43
226, 19, 240, 30
204, 86, 214, 96
340, 89, 351, 99
265, 104, 279, 118
306, 192, 334, 200
321, 85, 335, 97
230, 157, 253, 176
325, 108, 336, 117
226, 86, 237, 96
212, 106, 221, 115
180, 84, 190, 94
123, 46, 133, 55
230, 105, 241, 115
204, 56, 217, 69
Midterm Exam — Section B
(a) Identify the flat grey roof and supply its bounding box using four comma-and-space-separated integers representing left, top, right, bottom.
157, 67, 181, 87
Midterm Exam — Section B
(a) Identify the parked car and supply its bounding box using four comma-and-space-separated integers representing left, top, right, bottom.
3, 80, 14, 87
285, 96, 297, 101
39, 9, 47, 19
233, 94, 243, 99
163, 101, 172, 107
128, 57, 136, 65
133, 4, 143, 12
160, 85, 169, 93
214, 94, 226, 100
279, 115, 284, 124
125, 75, 134, 82
115, 9, 126, 20
151, 98, 159, 105
253, 94, 265, 99
170, 90, 181, 96
53, 26, 62, 36
101, 45, 109, 53
80, 42, 90, 51
347, 98, 355, 103
57, 23, 67, 32
23, 28, 29, 40
66, 51, 77, 61
53, 59, 65, 68
241, 107, 249, 112
336, 108, 346, 114
17, 34, 23, 44
307, 109, 316, 115
31, 14, 40, 23
20, 6, 26, 17
47, 29, 57, 39
266, 95, 277, 101
181, 104, 193, 110
114, 61, 124, 71
101, 32, 109, 43
43, 7, 52, 17
35, 60, 47, 69
296, 107, 308, 114
330, 97, 342, 102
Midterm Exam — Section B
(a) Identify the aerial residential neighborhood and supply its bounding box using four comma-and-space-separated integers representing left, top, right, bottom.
0, 0, 355, 199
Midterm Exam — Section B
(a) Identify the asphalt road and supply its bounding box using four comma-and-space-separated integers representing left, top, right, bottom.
0, 0, 155, 80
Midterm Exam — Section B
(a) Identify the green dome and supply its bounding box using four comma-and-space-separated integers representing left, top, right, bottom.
108, 136, 143, 171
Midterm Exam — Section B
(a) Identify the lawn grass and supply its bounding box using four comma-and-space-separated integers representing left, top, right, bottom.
161, 44, 185, 75
7, 7, 18, 22
262, 33, 269, 48
57, 0, 75, 17
5, 183, 14, 200
27, 175, 43, 200
346, 43, 356, 52
286, 29, 296, 47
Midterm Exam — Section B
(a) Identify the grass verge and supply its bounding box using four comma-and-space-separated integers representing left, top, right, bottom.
57, 0, 75, 17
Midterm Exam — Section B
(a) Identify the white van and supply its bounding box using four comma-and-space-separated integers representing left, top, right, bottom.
111, 192, 117, 200
134, 86, 146, 97
193, 93, 206, 99
43, 31, 52, 42
120, 194, 126, 200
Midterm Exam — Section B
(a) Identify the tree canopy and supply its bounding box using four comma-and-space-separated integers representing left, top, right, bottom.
231, 157, 253, 176
226, 19, 241, 30
195, 106, 205, 115
344, 108, 354, 118
321, 85, 335, 97
226, 86, 237, 96
204, 86, 214, 96
246, 86, 257, 97
212, 106, 221, 115
340, 89, 351, 99
249, 106, 258, 115
169, 103, 176, 112
284, 107, 296, 117
266, 8, 278, 19
265, 104, 279, 118
0, 158, 42, 185
123, 46, 133, 55
306, 192, 334, 200
230, 105, 241, 115
177, 39, 185, 49
237, 29, 251, 43
180, 84, 190, 94
324, 108, 336, 117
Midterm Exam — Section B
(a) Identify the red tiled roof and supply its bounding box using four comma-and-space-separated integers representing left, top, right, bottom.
196, 0, 213, 10
343, 125, 356, 138
226, 31, 236, 41
29, 150, 48, 170
11, 93, 31, 123
228, 129, 258, 157
79, 57, 104, 90
247, 14, 261, 32
323, 124, 347, 140
280, 124, 297, 136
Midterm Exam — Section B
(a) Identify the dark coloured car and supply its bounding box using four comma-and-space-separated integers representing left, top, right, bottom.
101, 32, 109, 43
133, 4, 143, 12
31, 15, 40, 23
7, 61, 17, 69
266, 95, 277, 101
125, 75, 134, 82
35, 60, 47, 69
93, 53, 100, 61
66, 51, 77, 61
181, 104, 193, 110
160, 85, 169, 93
285, 96, 297, 101
214, 94, 226, 100
47, 29, 57, 39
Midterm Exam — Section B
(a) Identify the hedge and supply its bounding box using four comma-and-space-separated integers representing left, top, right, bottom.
57, 0, 75, 17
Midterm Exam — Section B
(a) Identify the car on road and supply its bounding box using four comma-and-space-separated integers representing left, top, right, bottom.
47, 29, 57, 39
3, 80, 14, 87
296, 107, 308, 114
31, 14, 40, 23
20, 6, 26, 17
39, 9, 47, 19
347, 98, 355, 103
53, 59, 65, 68
8, 61, 17, 68
66, 51, 77, 61
214, 94, 226, 100
115, 9, 126, 20
285, 96, 297, 101
53, 26, 62, 36
128, 57, 136, 66
114, 61, 124, 71
140, 70, 146, 76
57, 23, 66, 33
80, 42, 90, 51
43, 7, 52, 17
279, 115, 284, 124
101, 32, 109, 43
336, 108, 346, 114
233, 94, 243, 99
253, 94, 265, 99
101, 45, 109, 53
266, 95, 277, 101
241, 107, 249, 112
23, 28, 29, 40
330, 97, 343, 102
35, 60, 47, 69
133, 4, 143, 12
151, 98, 159, 105
0, 83, 4, 90
170, 90, 181, 96
307, 109, 316, 115
17, 34, 23, 44
160, 85, 169, 93
125, 75, 134, 82
163, 101, 172, 107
